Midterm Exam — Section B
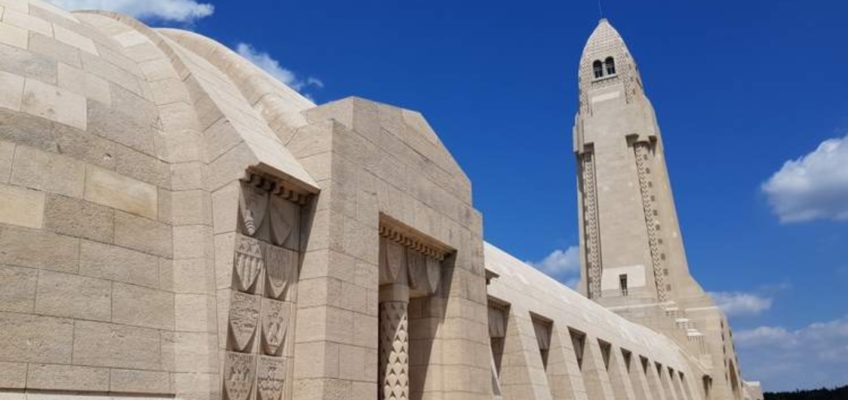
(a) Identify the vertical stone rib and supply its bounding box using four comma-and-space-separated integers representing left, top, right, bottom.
633, 142, 668, 301
379, 300, 409, 400
580, 150, 603, 298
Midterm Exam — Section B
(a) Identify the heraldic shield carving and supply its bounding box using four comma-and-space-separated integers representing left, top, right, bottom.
223, 177, 302, 400
224, 352, 256, 400
260, 298, 289, 356
257, 356, 287, 400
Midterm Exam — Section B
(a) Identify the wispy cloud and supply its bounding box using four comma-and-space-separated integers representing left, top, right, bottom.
709, 291, 773, 317
762, 134, 848, 223
526, 246, 580, 287
47, 0, 214, 23
735, 316, 848, 391
235, 43, 323, 100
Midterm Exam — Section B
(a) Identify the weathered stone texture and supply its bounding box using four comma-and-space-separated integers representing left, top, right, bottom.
0, 183, 45, 228
34, 270, 111, 321
72, 320, 163, 370
10, 144, 85, 197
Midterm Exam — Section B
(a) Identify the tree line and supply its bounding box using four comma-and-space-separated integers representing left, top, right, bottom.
765, 385, 848, 400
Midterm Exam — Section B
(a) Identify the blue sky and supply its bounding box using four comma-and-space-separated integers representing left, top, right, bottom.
56, 0, 848, 391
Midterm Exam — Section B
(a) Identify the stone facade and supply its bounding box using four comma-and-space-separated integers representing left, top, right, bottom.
0, 2, 757, 400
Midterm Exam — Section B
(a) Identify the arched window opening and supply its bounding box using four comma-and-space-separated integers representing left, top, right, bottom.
605, 57, 616, 75
593, 60, 604, 78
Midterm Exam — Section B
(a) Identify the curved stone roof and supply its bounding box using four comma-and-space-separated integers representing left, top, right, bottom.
484, 241, 699, 372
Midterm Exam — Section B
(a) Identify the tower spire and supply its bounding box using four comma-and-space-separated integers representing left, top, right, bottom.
574, 20, 701, 304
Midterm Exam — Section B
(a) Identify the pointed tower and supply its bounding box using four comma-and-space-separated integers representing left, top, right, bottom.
573, 19, 704, 306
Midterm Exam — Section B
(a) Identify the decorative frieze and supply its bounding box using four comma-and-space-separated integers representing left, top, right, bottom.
579, 150, 603, 298
633, 142, 669, 301
379, 224, 450, 261
242, 171, 309, 206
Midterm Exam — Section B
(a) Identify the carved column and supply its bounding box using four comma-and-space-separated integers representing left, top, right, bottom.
379, 284, 410, 400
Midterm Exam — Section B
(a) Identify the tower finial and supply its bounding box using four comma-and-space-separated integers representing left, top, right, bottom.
597, 0, 604, 19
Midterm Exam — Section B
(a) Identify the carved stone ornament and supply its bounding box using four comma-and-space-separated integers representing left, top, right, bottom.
239, 183, 269, 236
379, 301, 409, 400
379, 238, 406, 286
263, 243, 297, 301
257, 356, 286, 400
234, 234, 264, 293
224, 352, 256, 400
228, 291, 260, 352
260, 298, 289, 356
267, 195, 294, 246
407, 251, 441, 296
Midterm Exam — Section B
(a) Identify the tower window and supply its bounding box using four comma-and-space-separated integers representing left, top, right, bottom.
605, 57, 616, 75
593, 60, 604, 78
619, 274, 628, 296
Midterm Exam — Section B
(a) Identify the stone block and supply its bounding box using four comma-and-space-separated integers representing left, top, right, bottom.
171, 190, 211, 225
52, 23, 97, 55
85, 166, 158, 219
28, 32, 82, 69
0, 361, 26, 389
57, 62, 111, 105
174, 224, 212, 260
80, 51, 141, 95
34, 270, 111, 321
292, 341, 339, 379
0, 264, 37, 312
10, 144, 85, 197
173, 257, 210, 294
175, 294, 214, 332
86, 100, 155, 156
2, 9, 52, 37
0, 70, 24, 111
0, 225, 79, 272
172, 331, 217, 373
110, 368, 173, 394
171, 162, 206, 191
112, 282, 175, 329
114, 210, 172, 257
44, 194, 114, 242
72, 320, 162, 370
0, 183, 45, 228
0, 21, 26, 49
0, 311, 73, 363
0, 42, 58, 83
21, 78, 87, 130
26, 363, 109, 391
79, 239, 160, 288
0, 140, 12, 183
211, 182, 239, 234
113, 145, 169, 187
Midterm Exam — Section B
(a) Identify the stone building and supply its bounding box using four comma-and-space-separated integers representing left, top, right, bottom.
0, 2, 758, 400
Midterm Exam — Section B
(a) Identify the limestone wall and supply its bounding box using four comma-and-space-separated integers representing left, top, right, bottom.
485, 242, 708, 400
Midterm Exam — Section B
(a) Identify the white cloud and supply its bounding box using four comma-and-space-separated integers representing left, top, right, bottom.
735, 316, 848, 391
709, 291, 773, 317
762, 134, 848, 223
236, 43, 323, 96
527, 246, 580, 284
47, 0, 214, 22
